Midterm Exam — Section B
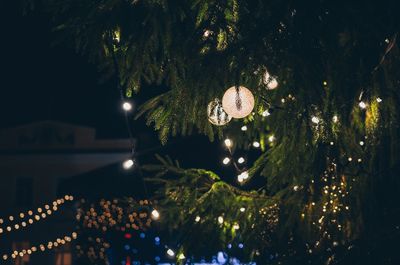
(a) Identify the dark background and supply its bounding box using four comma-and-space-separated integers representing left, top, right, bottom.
0, 1, 229, 174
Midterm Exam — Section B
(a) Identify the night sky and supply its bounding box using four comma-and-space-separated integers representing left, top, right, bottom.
0, 1, 235, 177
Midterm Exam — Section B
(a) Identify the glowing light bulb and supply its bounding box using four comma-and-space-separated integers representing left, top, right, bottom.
122, 102, 132, 111
237, 157, 245, 164
218, 216, 224, 224
268, 135, 275, 142
233, 223, 240, 230
359, 101, 367, 109
241, 125, 248, 131
376, 97, 382, 103
151, 209, 160, 220
224, 139, 232, 148
252, 141, 260, 148
240, 207, 245, 212
359, 141, 365, 146
167, 249, 175, 257
348, 157, 353, 162
122, 159, 134, 170
222, 157, 230, 165
262, 110, 271, 117
332, 115, 338, 123
311, 116, 320, 124
195, 216, 201, 222
178, 253, 186, 260
237, 171, 249, 183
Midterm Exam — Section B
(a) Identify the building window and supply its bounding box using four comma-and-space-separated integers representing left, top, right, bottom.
16, 177, 33, 208
13, 241, 30, 265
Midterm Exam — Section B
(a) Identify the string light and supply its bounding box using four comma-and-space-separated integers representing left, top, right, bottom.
224, 139, 232, 148
359, 141, 365, 146
2, 232, 78, 261
359, 101, 367, 109
237, 171, 249, 182
262, 110, 271, 117
376, 97, 382, 103
122, 159, 134, 170
268, 135, 275, 142
122, 102, 132, 111
252, 141, 260, 148
332, 115, 339, 123
241, 125, 248, 131
195, 216, 201, 222
218, 216, 224, 224
222, 157, 231, 165
151, 209, 160, 220
237, 157, 245, 164
167, 249, 175, 257
240, 207, 245, 212
177, 253, 186, 260
311, 116, 320, 124
0, 195, 73, 234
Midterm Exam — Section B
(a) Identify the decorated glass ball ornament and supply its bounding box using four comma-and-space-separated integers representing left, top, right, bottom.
222, 86, 255, 118
207, 98, 232, 126
263, 70, 278, 90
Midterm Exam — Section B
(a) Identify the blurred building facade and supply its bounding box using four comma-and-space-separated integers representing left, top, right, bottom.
0, 121, 131, 265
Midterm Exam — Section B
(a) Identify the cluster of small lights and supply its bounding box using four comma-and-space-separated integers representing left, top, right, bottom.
302, 160, 352, 255
2, 232, 77, 261
0, 195, 74, 235
76, 198, 158, 233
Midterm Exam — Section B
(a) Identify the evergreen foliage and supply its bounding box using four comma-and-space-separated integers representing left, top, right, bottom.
37, 0, 400, 264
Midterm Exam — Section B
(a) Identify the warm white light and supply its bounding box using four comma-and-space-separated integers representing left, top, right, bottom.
267, 78, 278, 90
252, 141, 260, 148
357, 158, 362, 162
348, 157, 353, 162
240, 207, 245, 212
268, 135, 275, 142
233, 223, 240, 230
224, 139, 232, 148
311, 116, 320, 124
359, 141, 365, 146
330, 142, 334, 146
122, 159, 134, 170
359, 101, 367, 109
238, 157, 245, 164
222, 157, 231, 165
195, 216, 201, 222
332, 115, 339, 123
122, 102, 132, 111
178, 253, 186, 260
222, 86, 255, 118
167, 249, 175, 257
241, 125, 248, 131
218, 216, 224, 224
151, 209, 160, 220
376, 97, 382, 103
262, 110, 270, 117
237, 171, 249, 182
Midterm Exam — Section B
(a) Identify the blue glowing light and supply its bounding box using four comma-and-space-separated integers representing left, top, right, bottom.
154, 256, 161, 262
124, 245, 130, 250
238, 243, 244, 249
140, 232, 146, 238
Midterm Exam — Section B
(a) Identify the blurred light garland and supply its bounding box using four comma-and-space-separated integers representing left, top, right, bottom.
2, 232, 78, 261
0, 195, 74, 235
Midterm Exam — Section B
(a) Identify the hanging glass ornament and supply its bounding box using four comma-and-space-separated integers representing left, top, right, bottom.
207, 98, 232, 126
222, 86, 255, 118
263, 70, 279, 90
